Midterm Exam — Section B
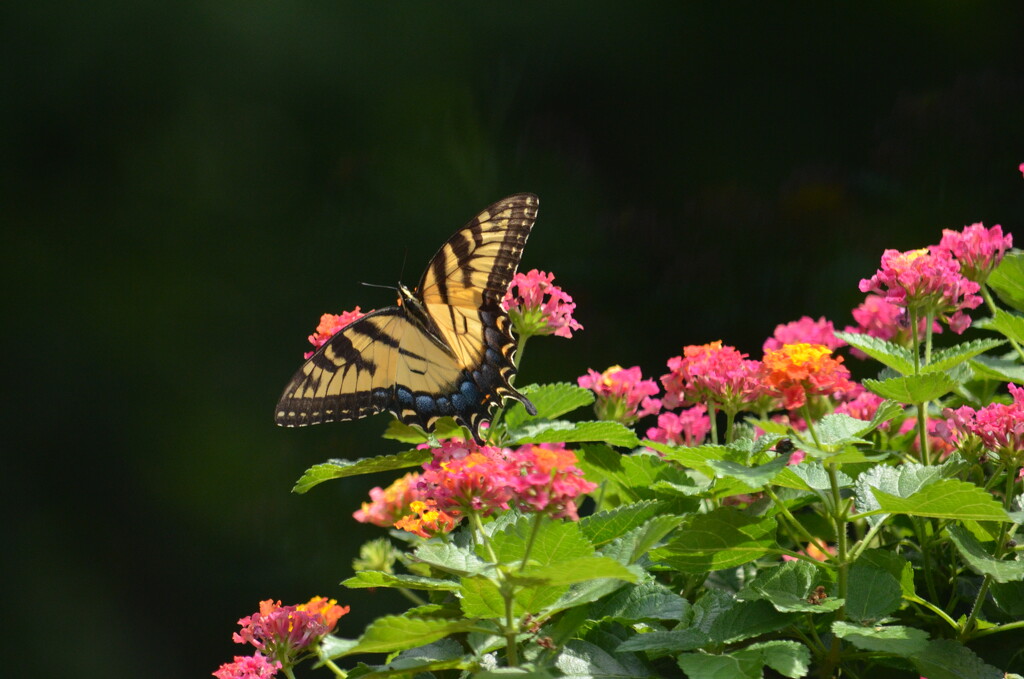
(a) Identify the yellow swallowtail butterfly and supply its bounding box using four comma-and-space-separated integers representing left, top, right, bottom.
275, 194, 539, 442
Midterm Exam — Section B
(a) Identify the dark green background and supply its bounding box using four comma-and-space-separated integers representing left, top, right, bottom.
5, 2, 1024, 677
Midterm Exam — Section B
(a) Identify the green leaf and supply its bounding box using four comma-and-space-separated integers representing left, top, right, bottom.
459, 575, 505, 618
579, 448, 695, 502
707, 453, 792, 488
854, 461, 948, 526
292, 449, 431, 493
775, 461, 853, 494
355, 639, 471, 678
511, 556, 637, 587
413, 542, 489, 576
988, 251, 1024, 312
503, 382, 594, 428
868, 478, 1012, 522
977, 308, 1024, 344
511, 420, 639, 447
835, 331, 916, 374
924, 338, 1006, 373
343, 616, 476, 655
946, 523, 1024, 583
909, 639, 1005, 679
590, 581, 690, 623
738, 561, 843, 613
648, 442, 731, 476
555, 639, 652, 678
746, 641, 811, 679
969, 354, 1024, 385
652, 508, 777, 573
856, 548, 917, 597
990, 581, 1024, 616
579, 500, 674, 546
341, 571, 459, 591
491, 515, 594, 565
676, 651, 762, 679
863, 372, 958, 404
831, 621, 929, 655
845, 564, 902, 622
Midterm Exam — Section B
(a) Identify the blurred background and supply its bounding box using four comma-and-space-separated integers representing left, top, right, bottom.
4, 2, 1024, 676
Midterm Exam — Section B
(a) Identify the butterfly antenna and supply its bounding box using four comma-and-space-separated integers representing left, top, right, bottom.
358, 281, 399, 292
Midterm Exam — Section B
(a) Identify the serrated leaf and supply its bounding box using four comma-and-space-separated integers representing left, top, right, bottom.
413, 542, 489, 576
579, 500, 672, 546
856, 548, 917, 597
705, 598, 795, 644
990, 581, 1024, 616
511, 420, 639, 447
647, 442, 731, 476
989, 251, 1024, 312
910, 639, 1004, 679
652, 508, 777, 573
579, 448, 694, 502
556, 639, 652, 678
459, 575, 505, 618
590, 581, 690, 623
511, 556, 637, 587
746, 641, 811, 679
868, 478, 1012, 522
978, 308, 1024, 344
811, 414, 873, 451
846, 563, 902, 622
969, 354, 1024, 385
946, 523, 1024, 583
491, 516, 594, 565
503, 382, 595, 428
924, 338, 1006, 373
831, 621, 929, 655
356, 639, 471, 678
863, 372, 957, 403
320, 635, 360, 660
343, 616, 476, 656
676, 650, 763, 679
292, 449, 431, 493
835, 331, 916, 374
775, 461, 853, 494
738, 561, 843, 613
707, 453, 792, 488
854, 461, 948, 526
342, 571, 459, 591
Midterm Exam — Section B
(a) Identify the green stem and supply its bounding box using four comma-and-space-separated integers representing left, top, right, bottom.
764, 487, 836, 564
322, 658, 348, 678
822, 462, 849, 679
282, 667, 298, 679
906, 593, 960, 631
519, 512, 545, 572
846, 518, 887, 562
470, 510, 498, 563
708, 403, 719, 445
912, 517, 941, 604
801, 404, 822, 449
724, 409, 735, 444
969, 618, 1024, 639
982, 285, 1024, 362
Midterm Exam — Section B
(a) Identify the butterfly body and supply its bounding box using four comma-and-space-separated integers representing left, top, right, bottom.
275, 194, 539, 442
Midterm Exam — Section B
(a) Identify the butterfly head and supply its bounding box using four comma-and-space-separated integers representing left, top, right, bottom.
397, 282, 416, 307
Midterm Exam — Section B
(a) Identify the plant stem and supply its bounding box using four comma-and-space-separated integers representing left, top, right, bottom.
801, 404, 822, 449
764, 486, 836, 564
323, 658, 348, 677
520, 512, 545, 572
709, 404, 719, 445
822, 462, 849, 679
724, 409, 735, 444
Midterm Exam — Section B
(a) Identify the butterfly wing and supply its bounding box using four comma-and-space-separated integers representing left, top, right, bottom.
415, 193, 539, 431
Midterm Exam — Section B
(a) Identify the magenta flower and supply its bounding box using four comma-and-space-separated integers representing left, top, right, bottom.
507, 443, 597, 520
834, 389, 885, 423
213, 653, 281, 679
859, 247, 982, 334
415, 439, 518, 516
843, 294, 942, 357
763, 316, 844, 353
646, 406, 711, 447
940, 385, 1024, 466
934, 222, 1012, 283
501, 269, 583, 339
578, 365, 660, 424
353, 472, 422, 528
1019, 162, 1024, 178
304, 307, 367, 358
660, 341, 765, 415
233, 598, 349, 666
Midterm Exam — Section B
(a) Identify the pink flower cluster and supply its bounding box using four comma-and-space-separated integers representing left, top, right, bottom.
213, 653, 281, 679
858, 247, 981, 334
934, 222, 1012, 283
502, 269, 583, 339
660, 341, 764, 415
843, 294, 942, 356
646, 406, 711, 447
304, 307, 367, 358
763, 316, 844, 353
356, 440, 597, 536
578, 365, 660, 424
940, 384, 1024, 466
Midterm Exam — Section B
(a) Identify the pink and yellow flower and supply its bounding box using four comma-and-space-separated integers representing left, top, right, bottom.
934, 222, 1012, 283
843, 294, 942, 357
858, 247, 981, 334
232, 597, 350, 665
393, 499, 460, 539
213, 653, 281, 679
939, 385, 1024, 467
660, 341, 765, 415
763, 316, 844, 353
507, 443, 597, 520
578, 365, 660, 424
304, 307, 367, 358
762, 343, 854, 411
645, 406, 711, 447
353, 472, 422, 528
501, 269, 583, 339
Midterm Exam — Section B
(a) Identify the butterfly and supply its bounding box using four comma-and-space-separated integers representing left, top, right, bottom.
275, 194, 539, 443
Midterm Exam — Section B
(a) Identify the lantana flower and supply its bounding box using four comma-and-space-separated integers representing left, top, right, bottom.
304, 307, 367, 358
646, 406, 711, 447
415, 440, 518, 517
213, 653, 281, 679
934, 222, 1012, 284
762, 343, 854, 411
763, 316, 844, 353
843, 294, 942, 357
393, 499, 461, 539
660, 341, 764, 415
353, 472, 422, 528
502, 269, 583, 339
578, 365, 660, 424
939, 384, 1024, 468
834, 389, 885, 423
858, 247, 982, 334
232, 597, 350, 667
507, 443, 597, 520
